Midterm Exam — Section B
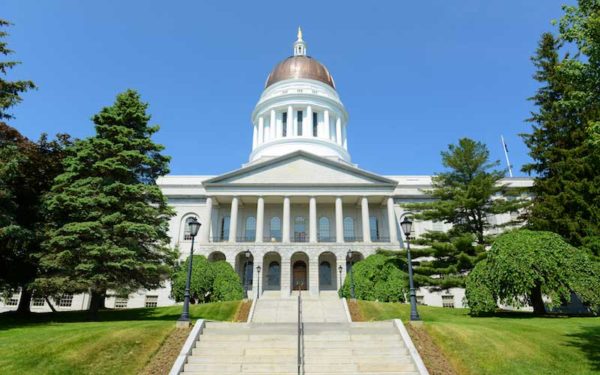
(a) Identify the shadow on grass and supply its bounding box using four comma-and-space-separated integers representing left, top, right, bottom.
565, 325, 600, 372
0, 302, 236, 330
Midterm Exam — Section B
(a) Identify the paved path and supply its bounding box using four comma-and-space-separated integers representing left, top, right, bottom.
252, 293, 348, 323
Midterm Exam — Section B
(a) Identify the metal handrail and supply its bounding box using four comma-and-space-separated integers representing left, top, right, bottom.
297, 282, 304, 375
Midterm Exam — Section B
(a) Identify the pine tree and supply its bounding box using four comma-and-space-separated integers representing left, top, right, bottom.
37, 90, 176, 318
522, 2, 600, 257
384, 138, 526, 289
0, 19, 36, 120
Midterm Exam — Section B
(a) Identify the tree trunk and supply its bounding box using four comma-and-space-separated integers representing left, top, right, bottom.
530, 283, 546, 315
88, 290, 105, 321
16, 288, 32, 315
44, 296, 57, 313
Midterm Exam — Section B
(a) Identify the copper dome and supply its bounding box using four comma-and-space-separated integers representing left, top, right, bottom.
265, 56, 335, 89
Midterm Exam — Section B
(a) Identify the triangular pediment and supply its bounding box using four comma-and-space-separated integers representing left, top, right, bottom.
203, 151, 396, 187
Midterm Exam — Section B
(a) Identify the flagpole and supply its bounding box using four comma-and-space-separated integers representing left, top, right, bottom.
501, 135, 513, 177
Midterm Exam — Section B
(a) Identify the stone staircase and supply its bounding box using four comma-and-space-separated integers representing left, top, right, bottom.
179, 320, 421, 375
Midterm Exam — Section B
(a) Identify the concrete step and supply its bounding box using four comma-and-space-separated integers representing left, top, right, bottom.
184, 362, 298, 373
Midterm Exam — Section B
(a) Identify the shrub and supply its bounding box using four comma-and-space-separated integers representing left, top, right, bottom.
465, 229, 600, 315
211, 261, 244, 301
171, 256, 243, 303
339, 254, 407, 302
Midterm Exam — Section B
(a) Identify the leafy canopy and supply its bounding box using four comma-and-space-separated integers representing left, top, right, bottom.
339, 254, 407, 302
171, 256, 244, 303
465, 230, 600, 315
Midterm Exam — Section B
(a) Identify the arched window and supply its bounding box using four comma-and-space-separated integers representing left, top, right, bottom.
270, 217, 281, 241
267, 261, 280, 287
319, 261, 332, 286
312, 112, 318, 136
220, 216, 230, 241
343, 217, 354, 241
369, 216, 379, 240
245, 217, 256, 241
294, 216, 306, 242
318, 217, 330, 241
183, 217, 197, 241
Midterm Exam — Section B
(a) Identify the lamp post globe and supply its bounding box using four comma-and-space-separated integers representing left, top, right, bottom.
177, 217, 201, 326
401, 217, 421, 321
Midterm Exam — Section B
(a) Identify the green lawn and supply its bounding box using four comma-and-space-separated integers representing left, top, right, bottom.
0, 301, 241, 375
357, 301, 600, 375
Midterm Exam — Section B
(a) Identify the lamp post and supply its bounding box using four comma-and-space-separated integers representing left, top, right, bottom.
244, 249, 251, 299
401, 217, 420, 321
347, 249, 355, 299
256, 265, 261, 300
338, 265, 343, 291
177, 217, 201, 326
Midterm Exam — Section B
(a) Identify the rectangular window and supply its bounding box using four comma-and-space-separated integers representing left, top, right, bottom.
31, 297, 45, 307
115, 297, 128, 309
312, 112, 318, 137
145, 295, 158, 308
58, 294, 73, 307
297, 111, 303, 136
220, 216, 230, 240
282, 112, 287, 137
442, 295, 455, 308
6, 295, 19, 306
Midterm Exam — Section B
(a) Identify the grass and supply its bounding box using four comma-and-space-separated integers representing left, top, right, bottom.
0, 301, 241, 375
357, 300, 600, 375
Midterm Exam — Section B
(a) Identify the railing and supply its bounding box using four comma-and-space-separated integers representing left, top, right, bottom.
293, 234, 309, 243
264, 235, 282, 242
372, 236, 391, 243
297, 282, 304, 375
210, 236, 227, 242
317, 235, 336, 243
344, 236, 363, 242
237, 236, 256, 243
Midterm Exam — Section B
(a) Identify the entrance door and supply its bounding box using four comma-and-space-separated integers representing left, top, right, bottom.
292, 261, 307, 290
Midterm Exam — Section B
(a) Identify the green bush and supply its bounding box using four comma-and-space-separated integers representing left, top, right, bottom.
171, 256, 243, 303
465, 229, 600, 315
339, 254, 407, 302
211, 261, 244, 301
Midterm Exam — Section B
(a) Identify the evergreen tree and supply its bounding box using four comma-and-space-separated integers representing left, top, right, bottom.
387, 138, 526, 289
37, 90, 176, 318
0, 19, 36, 120
522, 1, 600, 256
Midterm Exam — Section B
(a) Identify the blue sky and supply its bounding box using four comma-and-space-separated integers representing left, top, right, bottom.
3, 0, 572, 176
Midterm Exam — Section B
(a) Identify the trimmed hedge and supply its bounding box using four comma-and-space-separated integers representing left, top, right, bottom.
171, 256, 243, 303
339, 254, 408, 302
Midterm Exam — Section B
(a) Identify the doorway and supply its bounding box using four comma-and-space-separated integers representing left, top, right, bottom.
292, 260, 307, 290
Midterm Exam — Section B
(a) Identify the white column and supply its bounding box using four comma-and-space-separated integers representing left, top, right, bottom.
258, 117, 264, 144
282, 196, 291, 243
309, 196, 317, 243
336, 256, 347, 291
306, 105, 312, 136
252, 124, 257, 148
361, 196, 371, 243
309, 257, 319, 296
336, 117, 342, 146
229, 196, 239, 242
270, 109, 276, 140
324, 110, 330, 140
335, 196, 344, 243
287, 106, 294, 136
281, 255, 291, 297
387, 197, 398, 243
256, 196, 264, 243
201, 196, 212, 243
